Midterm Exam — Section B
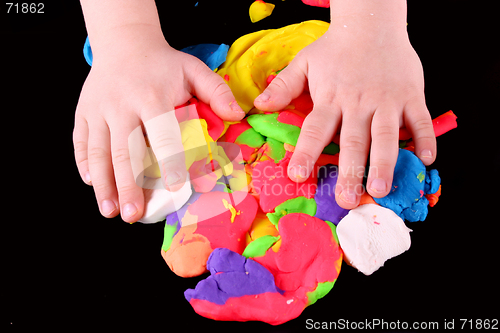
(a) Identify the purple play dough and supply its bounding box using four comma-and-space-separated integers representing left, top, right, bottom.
314, 164, 350, 225
166, 191, 202, 231
184, 248, 278, 305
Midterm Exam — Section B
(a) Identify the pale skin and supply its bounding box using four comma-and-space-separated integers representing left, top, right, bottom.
73, 0, 436, 222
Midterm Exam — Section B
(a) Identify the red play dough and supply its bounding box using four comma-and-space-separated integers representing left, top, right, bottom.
188, 191, 258, 255
187, 213, 342, 325
254, 213, 343, 293
301, 0, 330, 8
252, 157, 317, 212
189, 292, 306, 326
399, 110, 457, 140
277, 110, 305, 128
221, 119, 253, 143
174, 98, 225, 140
164, 191, 258, 277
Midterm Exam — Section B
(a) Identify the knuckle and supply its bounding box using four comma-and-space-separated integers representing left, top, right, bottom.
372, 123, 397, 140
150, 132, 179, 151
210, 80, 231, 100
341, 135, 367, 154
73, 140, 88, 164
92, 181, 114, 198
117, 182, 141, 198
270, 76, 290, 92
300, 123, 327, 144
111, 147, 131, 166
412, 117, 433, 134
88, 146, 109, 162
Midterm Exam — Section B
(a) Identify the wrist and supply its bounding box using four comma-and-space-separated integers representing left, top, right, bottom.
89, 24, 168, 65
329, 0, 408, 36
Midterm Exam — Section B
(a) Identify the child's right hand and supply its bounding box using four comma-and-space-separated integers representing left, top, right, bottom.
73, 25, 245, 223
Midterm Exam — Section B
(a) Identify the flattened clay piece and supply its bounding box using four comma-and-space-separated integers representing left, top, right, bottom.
162, 190, 258, 277
337, 204, 412, 275
185, 213, 342, 325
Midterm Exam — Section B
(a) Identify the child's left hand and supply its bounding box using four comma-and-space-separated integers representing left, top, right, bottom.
254, 21, 436, 209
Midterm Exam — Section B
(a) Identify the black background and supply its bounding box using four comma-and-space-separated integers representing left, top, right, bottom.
3, 0, 499, 331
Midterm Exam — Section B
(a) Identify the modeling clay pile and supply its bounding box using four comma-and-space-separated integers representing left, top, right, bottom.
159, 21, 457, 324
84, 20, 457, 325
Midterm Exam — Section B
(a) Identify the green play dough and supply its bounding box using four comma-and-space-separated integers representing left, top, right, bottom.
247, 113, 301, 146
322, 142, 340, 155
325, 220, 340, 244
305, 221, 340, 306
235, 128, 266, 148
242, 235, 281, 258
266, 137, 286, 163
306, 280, 336, 306
161, 221, 178, 252
267, 196, 317, 228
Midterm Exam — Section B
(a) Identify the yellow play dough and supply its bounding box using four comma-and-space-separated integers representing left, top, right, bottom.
249, 0, 275, 23
217, 20, 329, 112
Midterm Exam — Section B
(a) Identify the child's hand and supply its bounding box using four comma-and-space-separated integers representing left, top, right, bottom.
73, 26, 245, 222
254, 17, 436, 209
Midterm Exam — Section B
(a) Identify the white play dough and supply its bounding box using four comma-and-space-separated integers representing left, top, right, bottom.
138, 176, 192, 224
336, 204, 412, 275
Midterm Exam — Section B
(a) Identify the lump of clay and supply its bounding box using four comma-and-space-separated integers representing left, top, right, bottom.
161, 189, 258, 277
314, 164, 350, 225
301, 0, 330, 8
217, 20, 329, 112
185, 248, 305, 326
180, 44, 229, 71
336, 204, 412, 275
374, 149, 441, 222
249, 0, 275, 23
186, 213, 342, 325
138, 176, 193, 224
251, 156, 317, 212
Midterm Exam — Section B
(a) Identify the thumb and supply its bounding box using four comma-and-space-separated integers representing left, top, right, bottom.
254, 55, 307, 111
186, 56, 246, 121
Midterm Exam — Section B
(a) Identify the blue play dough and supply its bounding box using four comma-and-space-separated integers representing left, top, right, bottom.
83, 36, 93, 66
314, 164, 350, 225
374, 148, 441, 222
83, 38, 228, 71
180, 43, 229, 71
184, 248, 279, 305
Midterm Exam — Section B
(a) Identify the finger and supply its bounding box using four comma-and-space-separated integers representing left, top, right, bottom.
73, 114, 92, 185
143, 103, 188, 193
335, 109, 372, 209
367, 108, 400, 198
87, 119, 119, 218
404, 98, 436, 165
253, 55, 307, 111
288, 103, 341, 182
187, 58, 246, 121
109, 119, 145, 223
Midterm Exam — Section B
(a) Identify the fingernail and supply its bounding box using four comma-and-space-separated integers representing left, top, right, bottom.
289, 165, 308, 180
122, 203, 138, 219
166, 172, 181, 187
370, 178, 387, 194
256, 92, 270, 103
340, 189, 357, 204
84, 172, 92, 185
421, 149, 433, 159
101, 200, 116, 217
229, 100, 244, 113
